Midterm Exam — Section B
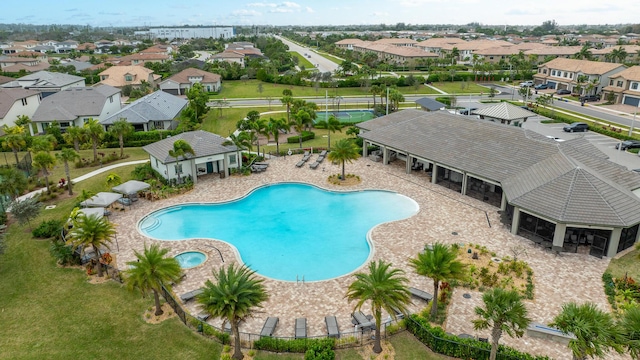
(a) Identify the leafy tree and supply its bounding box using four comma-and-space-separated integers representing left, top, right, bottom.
105, 173, 122, 189
185, 83, 209, 123
63, 126, 86, 152
388, 89, 405, 112
67, 214, 115, 277
2, 125, 27, 165
125, 244, 183, 316
32, 151, 56, 194
621, 306, 640, 358
472, 288, 531, 360
346, 126, 360, 138
0, 167, 27, 200
327, 139, 360, 180
168, 139, 195, 184
197, 264, 268, 360
346, 260, 411, 353
84, 118, 105, 162
56, 148, 79, 195
315, 115, 342, 150
108, 118, 134, 158
550, 302, 625, 360
410, 242, 467, 320
10, 197, 41, 231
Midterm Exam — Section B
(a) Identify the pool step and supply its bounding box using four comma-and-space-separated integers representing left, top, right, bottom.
140, 217, 161, 231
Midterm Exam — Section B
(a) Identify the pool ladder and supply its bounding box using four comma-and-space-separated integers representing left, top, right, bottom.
296, 275, 305, 284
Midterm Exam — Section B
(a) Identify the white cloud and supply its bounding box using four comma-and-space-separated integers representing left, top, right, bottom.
306, 7, 314, 13
247, 2, 277, 7
231, 9, 261, 16
282, 2, 301, 8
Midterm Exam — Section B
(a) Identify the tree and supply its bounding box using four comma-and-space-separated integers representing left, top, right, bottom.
105, 173, 122, 188
63, 126, 86, 152
168, 139, 195, 185
388, 89, 405, 112
409, 242, 467, 320
197, 264, 268, 360
370, 85, 382, 108
290, 110, 311, 149
346, 260, 411, 353
550, 302, 625, 360
2, 125, 26, 165
0, 167, 27, 200
611, 47, 628, 64
10, 197, 40, 231
224, 131, 253, 151
109, 118, 134, 158
280, 92, 294, 124
266, 117, 288, 155
621, 306, 640, 358
327, 139, 360, 180
185, 83, 210, 122
472, 288, 531, 360
84, 118, 105, 162
56, 148, 79, 195
67, 214, 115, 277
125, 244, 183, 316
32, 152, 56, 194
316, 115, 342, 150
29, 134, 56, 154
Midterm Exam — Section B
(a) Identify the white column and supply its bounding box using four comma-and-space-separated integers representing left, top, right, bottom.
406, 155, 412, 174
500, 192, 507, 211
607, 228, 622, 258
431, 164, 438, 184
511, 207, 520, 235
363, 141, 369, 157
382, 146, 388, 165
552, 223, 566, 248
461, 174, 468, 196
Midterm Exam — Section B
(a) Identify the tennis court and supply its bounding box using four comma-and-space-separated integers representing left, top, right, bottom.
315, 110, 376, 124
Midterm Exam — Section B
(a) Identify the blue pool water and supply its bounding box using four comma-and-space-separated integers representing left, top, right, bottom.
139, 183, 418, 281
174, 251, 207, 268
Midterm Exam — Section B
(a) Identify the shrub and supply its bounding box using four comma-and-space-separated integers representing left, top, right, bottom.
201, 323, 230, 344
304, 340, 335, 360
287, 131, 315, 144
50, 241, 77, 265
32, 219, 63, 238
254, 337, 334, 353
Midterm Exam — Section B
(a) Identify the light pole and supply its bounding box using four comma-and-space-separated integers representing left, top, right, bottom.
386, 86, 390, 115
629, 103, 639, 137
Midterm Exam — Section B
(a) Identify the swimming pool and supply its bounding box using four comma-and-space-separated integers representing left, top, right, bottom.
139, 183, 418, 281
174, 251, 207, 269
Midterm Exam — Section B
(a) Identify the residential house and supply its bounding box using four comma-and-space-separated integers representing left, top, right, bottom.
591, 45, 640, 63
602, 66, 640, 106
31, 85, 121, 133
0, 88, 41, 129
97, 65, 160, 89
416, 38, 467, 55
0, 75, 14, 85
55, 40, 79, 53
142, 130, 240, 184
1, 71, 85, 97
533, 58, 626, 95
358, 109, 640, 258
100, 90, 187, 131
334, 38, 438, 65
439, 39, 513, 62
122, 53, 170, 66
159, 68, 221, 95
209, 51, 245, 67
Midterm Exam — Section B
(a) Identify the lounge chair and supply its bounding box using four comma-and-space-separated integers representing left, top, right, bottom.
309, 161, 320, 169
295, 160, 306, 168
409, 287, 433, 303
295, 318, 307, 339
301, 151, 311, 162
196, 313, 210, 321
390, 307, 405, 320
325, 316, 340, 338
260, 317, 279, 337
351, 311, 375, 331
179, 288, 204, 303
319, 150, 328, 157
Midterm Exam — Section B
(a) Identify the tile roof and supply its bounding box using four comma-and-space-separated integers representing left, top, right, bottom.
414, 97, 446, 111
540, 58, 626, 75
101, 90, 186, 125
0, 88, 40, 118
473, 102, 536, 121
32, 85, 120, 122
609, 66, 640, 82
14, 70, 84, 88
0, 75, 14, 84
98, 65, 156, 87
142, 130, 237, 163
357, 109, 640, 227
163, 68, 221, 85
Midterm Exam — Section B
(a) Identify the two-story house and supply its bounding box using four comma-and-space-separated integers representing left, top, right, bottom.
159, 68, 221, 95
0, 88, 41, 130
1, 71, 85, 97
97, 66, 160, 89
533, 58, 626, 95
602, 66, 640, 107
31, 85, 121, 133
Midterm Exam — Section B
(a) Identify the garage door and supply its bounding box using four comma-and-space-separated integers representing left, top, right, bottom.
623, 96, 640, 107
162, 89, 179, 96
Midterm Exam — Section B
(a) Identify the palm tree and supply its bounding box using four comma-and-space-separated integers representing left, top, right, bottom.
621, 306, 640, 358
168, 139, 195, 184
224, 131, 253, 151
327, 138, 360, 180
109, 118, 134, 158
266, 117, 288, 155
290, 110, 311, 149
0, 167, 27, 200
250, 118, 267, 155
125, 244, 183, 316
409, 242, 467, 320
56, 148, 80, 195
84, 118, 105, 162
611, 47, 628, 64
472, 288, 531, 360
67, 214, 116, 277
370, 84, 382, 108
63, 125, 86, 152
32, 151, 56, 194
316, 115, 342, 150
280, 90, 294, 124
346, 260, 411, 354
1, 125, 26, 165
550, 302, 625, 360
197, 264, 268, 360
29, 134, 56, 154
388, 89, 405, 112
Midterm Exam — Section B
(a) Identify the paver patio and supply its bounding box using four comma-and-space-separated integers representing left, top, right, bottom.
110, 154, 629, 360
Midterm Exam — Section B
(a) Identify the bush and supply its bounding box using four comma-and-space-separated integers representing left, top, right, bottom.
32, 219, 63, 238
49, 239, 77, 266
287, 131, 316, 144
202, 323, 230, 344
304, 340, 335, 360
254, 337, 334, 353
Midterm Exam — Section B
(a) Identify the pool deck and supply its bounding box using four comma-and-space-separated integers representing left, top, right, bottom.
111, 155, 628, 360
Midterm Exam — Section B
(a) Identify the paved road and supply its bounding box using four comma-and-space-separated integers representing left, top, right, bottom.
274, 35, 339, 74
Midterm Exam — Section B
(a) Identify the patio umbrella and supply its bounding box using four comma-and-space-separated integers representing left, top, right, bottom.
78, 207, 105, 219
111, 180, 151, 196
80, 192, 122, 208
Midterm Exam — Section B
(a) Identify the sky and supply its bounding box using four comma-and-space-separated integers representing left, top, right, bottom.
2, 0, 639, 28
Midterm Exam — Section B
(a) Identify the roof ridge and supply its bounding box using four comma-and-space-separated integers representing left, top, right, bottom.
567, 169, 626, 225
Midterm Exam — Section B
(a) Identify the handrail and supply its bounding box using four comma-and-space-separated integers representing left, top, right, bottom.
203, 244, 224, 262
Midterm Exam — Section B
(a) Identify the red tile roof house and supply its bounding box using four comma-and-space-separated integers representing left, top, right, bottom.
533, 58, 626, 96
602, 66, 640, 106
159, 68, 221, 95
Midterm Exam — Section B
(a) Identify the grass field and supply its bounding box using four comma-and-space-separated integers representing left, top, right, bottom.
607, 247, 640, 279
289, 51, 315, 69
431, 81, 490, 94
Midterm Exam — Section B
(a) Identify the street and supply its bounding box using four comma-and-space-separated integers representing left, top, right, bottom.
274, 35, 340, 74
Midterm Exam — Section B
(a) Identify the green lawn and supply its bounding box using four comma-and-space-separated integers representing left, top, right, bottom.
607, 247, 640, 279
431, 82, 490, 94
290, 52, 315, 70
254, 351, 304, 359
389, 332, 453, 360
315, 51, 343, 65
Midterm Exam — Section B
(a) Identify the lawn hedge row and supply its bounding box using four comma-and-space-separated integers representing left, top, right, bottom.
253, 337, 335, 353
287, 131, 316, 144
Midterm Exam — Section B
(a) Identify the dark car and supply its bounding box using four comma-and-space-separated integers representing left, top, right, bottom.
615, 140, 640, 150
563, 122, 589, 132
459, 108, 478, 115
534, 84, 549, 90
580, 94, 601, 102
556, 89, 571, 95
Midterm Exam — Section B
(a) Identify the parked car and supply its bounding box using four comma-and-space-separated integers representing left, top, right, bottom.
519, 80, 534, 87
459, 108, 478, 115
556, 89, 571, 95
580, 94, 601, 102
615, 140, 640, 150
534, 84, 549, 90
563, 122, 589, 132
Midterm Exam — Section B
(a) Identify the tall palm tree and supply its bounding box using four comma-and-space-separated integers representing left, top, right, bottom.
316, 115, 342, 150
370, 84, 382, 108
266, 117, 288, 156
109, 118, 134, 158
197, 264, 268, 360
388, 89, 405, 112
472, 288, 531, 360
84, 118, 105, 162
62, 125, 86, 152
550, 302, 625, 360
409, 242, 467, 320
0, 167, 27, 200
67, 214, 115, 277
327, 138, 360, 180
280, 90, 294, 124
250, 118, 267, 155
224, 131, 253, 151
290, 110, 311, 149
32, 151, 56, 194
621, 306, 640, 359
346, 260, 411, 354
2, 125, 26, 165
29, 134, 56, 153
56, 148, 80, 195
168, 139, 195, 184
125, 244, 183, 316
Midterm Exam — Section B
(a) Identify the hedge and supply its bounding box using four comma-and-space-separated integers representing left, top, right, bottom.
253, 337, 335, 353
287, 131, 316, 144
406, 314, 550, 360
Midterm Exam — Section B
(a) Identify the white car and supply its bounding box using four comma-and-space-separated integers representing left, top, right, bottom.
520, 81, 534, 87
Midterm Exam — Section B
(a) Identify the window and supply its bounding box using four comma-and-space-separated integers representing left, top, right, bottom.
632, 83, 638, 90
155, 159, 158, 167
610, 79, 614, 86
617, 81, 624, 87
124, 75, 133, 81
543, 69, 547, 74
551, 70, 556, 76
153, 121, 165, 129
109, 96, 113, 103
21, 98, 27, 106
569, 73, 573, 79
229, 154, 237, 165
174, 163, 183, 174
